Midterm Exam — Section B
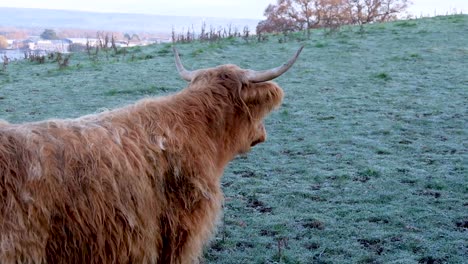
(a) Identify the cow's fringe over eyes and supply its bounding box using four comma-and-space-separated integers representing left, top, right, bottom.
0, 47, 301, 264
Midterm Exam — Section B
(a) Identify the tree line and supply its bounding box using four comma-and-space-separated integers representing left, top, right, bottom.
256, 0, 410, 36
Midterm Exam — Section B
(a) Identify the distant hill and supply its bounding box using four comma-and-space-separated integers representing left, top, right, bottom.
0, 7, 260, 34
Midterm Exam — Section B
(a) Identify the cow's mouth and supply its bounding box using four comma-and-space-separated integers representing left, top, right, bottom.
251, 138, 263, 147
251, 123, 266, 147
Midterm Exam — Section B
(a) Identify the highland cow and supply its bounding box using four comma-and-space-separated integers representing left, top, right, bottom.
0, 46, 303, 263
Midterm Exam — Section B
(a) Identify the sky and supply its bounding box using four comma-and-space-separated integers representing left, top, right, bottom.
1, 0, 467, 19
407, 0, 467, 17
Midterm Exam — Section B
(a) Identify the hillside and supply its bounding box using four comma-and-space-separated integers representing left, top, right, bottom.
1, 15, 467, 263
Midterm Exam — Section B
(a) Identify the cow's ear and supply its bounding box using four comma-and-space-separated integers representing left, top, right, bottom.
241, 82, 283, 107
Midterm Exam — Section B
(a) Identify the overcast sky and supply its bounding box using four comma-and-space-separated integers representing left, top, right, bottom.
1, 0, 467, 19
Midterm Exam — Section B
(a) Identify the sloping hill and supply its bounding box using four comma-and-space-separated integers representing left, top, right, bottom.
1, 15, 467, 263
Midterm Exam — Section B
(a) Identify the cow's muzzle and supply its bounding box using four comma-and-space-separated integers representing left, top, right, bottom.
251, 123, 266, 147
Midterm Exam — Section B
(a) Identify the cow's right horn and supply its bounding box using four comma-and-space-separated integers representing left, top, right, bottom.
173, 47, 198, 82
246, 46, 303, 83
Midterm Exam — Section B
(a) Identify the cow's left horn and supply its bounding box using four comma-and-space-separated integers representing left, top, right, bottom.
246, 46, 304, 83
173, 47, 198, 82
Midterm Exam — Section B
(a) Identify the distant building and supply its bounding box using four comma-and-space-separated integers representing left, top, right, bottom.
32, 40, 69, 53
6, 40, 14, 49
23, 40, 35, 50
5, 36, 161, 54
65, 38, 99, 47
148, 37, 172, 44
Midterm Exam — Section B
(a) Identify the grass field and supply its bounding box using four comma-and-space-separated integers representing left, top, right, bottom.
1, 15, 467, 263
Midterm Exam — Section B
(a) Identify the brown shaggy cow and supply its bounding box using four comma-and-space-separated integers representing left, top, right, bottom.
0, 46, 303, 263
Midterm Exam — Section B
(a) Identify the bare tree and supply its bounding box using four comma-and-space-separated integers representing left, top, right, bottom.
242, 26, 250, 42
256, 0, 410, 35
345, 0, 409, 25
293, 0, 318, 38
0, 35, 8, 49
256, 1, 301, 34
2, 55, 9, 71
315, 0, 350, 31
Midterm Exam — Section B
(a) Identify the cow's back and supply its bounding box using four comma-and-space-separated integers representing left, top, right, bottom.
0, 127, 49, 262
0, 122, 162, 263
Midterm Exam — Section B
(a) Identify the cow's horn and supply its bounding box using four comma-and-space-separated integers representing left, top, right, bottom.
246, 46, 304, 83
173, 47, 198, 82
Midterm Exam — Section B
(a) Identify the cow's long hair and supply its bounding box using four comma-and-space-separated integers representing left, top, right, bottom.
0, 64, 284, 263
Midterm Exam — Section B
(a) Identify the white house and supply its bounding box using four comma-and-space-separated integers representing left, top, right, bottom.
65, 38, 100, 47
31, 40, 70, 53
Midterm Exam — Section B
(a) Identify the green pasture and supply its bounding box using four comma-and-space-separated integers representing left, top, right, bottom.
1, 15, 467, 263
